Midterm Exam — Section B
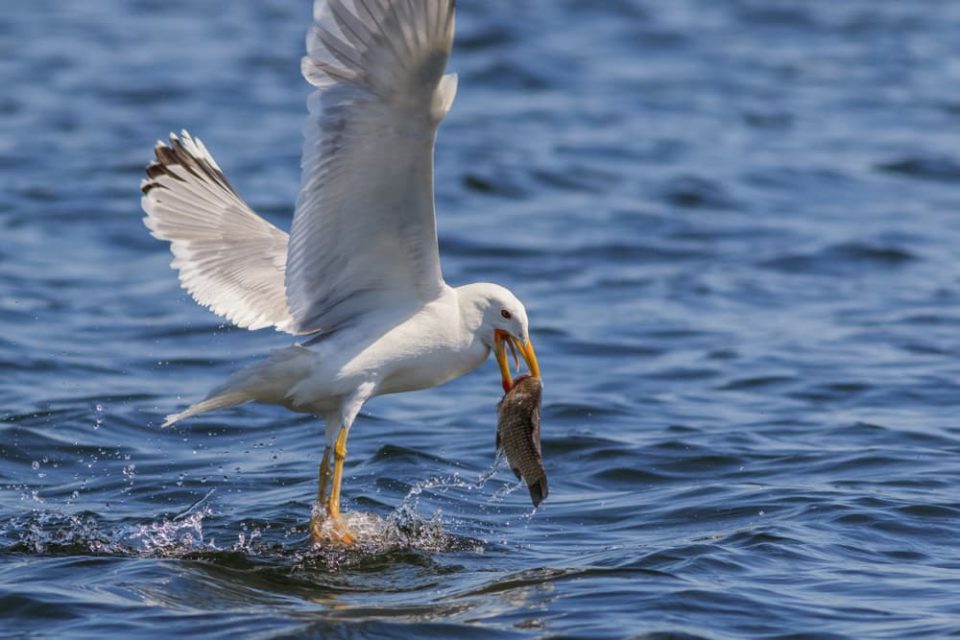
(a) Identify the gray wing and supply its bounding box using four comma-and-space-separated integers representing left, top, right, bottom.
285, 0, 458, 334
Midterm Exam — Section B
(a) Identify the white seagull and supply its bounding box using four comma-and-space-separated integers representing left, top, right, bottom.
141, 0, 540, 544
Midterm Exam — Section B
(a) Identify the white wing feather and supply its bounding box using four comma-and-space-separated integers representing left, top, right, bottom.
142, 132, 297, 332
285, 0, 458, 334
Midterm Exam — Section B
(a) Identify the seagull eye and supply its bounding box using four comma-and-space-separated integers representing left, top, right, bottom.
500, 309, 512, 320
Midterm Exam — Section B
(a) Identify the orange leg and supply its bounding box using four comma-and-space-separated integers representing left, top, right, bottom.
310, 428, 355, 545
309, 447, 331, 543
328, 428, 348, 517
317, 447, 331, 505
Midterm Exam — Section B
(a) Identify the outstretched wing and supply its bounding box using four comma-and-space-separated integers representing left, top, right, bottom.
142, 132, 297, 333
285, 0, 458, 334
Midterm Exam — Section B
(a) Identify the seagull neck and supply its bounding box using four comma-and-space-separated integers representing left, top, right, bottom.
454, 283, 495, 342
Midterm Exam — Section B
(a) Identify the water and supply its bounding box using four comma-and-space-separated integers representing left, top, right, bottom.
2, 1, 960, 637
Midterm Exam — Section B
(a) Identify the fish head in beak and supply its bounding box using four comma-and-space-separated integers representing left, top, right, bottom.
494, 328, 540, 392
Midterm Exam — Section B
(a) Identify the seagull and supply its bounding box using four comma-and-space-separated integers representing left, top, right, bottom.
141, 0, 540, 544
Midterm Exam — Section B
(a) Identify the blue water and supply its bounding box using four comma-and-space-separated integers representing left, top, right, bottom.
3, 1, 960, 637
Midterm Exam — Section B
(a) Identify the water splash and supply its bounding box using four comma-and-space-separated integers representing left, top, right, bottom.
124, 506, 213, 555
5, 489, 217, 557
395, 452, 523, 516
2, 484, 478, 564
0, 456, 540, 567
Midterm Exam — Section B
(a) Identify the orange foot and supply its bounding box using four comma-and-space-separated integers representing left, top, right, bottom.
309, 509, 357, 546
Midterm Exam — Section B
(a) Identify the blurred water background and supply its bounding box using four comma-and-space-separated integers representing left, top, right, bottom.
2, 1, 960, 637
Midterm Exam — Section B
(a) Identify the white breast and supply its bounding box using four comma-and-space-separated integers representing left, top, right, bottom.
369, 295, 491, 396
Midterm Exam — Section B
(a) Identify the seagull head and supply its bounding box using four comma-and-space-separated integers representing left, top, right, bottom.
463, 283, 540, 392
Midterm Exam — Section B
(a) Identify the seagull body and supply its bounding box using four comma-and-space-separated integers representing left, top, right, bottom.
141, 0, 540, 542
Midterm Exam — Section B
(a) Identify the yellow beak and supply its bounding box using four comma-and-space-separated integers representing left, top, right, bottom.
495, 329, 541, 392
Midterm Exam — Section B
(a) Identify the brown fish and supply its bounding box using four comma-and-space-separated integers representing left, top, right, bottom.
496, 375, 548, 507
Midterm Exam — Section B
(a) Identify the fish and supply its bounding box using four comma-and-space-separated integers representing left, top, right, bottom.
496, 374, 548, 507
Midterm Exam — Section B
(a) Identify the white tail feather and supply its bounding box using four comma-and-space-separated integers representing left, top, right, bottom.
162, 393, 252, 428
161, 346, 316, 427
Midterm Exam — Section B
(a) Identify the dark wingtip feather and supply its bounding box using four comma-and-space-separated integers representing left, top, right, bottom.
154, 144, 178, 166
142, 132, 235, 198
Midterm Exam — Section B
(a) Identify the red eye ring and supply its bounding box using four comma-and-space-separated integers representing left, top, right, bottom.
500, 309, 512, 320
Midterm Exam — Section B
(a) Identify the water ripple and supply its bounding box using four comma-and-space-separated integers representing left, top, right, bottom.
3, 0, 960, 637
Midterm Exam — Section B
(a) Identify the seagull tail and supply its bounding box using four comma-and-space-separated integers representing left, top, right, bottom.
161, 346, 316, 428
162, 392, 253, 428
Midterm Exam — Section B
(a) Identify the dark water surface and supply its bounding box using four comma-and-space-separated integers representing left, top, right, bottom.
3, 1, 960, 638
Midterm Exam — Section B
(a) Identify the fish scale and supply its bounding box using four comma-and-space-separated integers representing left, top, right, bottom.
496, 375, 548, 507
